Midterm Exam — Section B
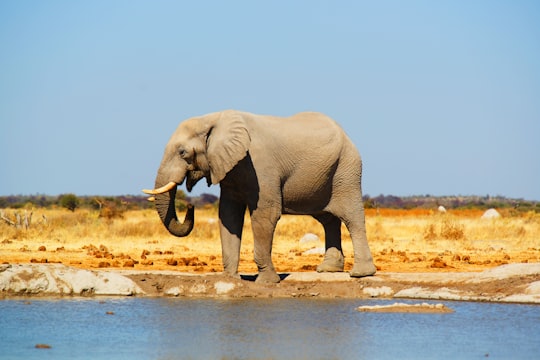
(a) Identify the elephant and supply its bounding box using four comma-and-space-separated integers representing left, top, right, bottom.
143, 110, 376, 283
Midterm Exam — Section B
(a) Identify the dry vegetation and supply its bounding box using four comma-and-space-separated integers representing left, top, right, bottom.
1, 207, 539, 274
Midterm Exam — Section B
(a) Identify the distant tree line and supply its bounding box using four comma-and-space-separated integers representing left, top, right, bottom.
362, 194, 539, 213
0, 191, 219, 211
0, 193, 537, 213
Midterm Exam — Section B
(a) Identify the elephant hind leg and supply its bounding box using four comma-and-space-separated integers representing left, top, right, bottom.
341, 207, 376, 277
313, 213, 345, 273
326, 199, 376, 277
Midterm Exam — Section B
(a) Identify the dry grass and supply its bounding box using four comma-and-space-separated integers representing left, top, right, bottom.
1, 207, 539, 273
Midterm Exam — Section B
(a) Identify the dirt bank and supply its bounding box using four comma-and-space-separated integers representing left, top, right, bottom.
124, 263, 540, 303
2, 263, 539, 304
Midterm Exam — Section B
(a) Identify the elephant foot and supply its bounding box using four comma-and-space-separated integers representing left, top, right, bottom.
255, 270, 281, 284
223, 271, 241, 280
350, 261, 377, 278
316, 247, 345, 273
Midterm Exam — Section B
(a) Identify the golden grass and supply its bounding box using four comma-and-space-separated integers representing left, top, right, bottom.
1, 207, 539, 273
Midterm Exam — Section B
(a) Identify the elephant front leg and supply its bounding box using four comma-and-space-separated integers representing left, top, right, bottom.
250, 208, 281, 283
218, 197, 246, 279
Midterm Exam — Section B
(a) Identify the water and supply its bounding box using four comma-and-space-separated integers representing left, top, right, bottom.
0, 298, 538, 360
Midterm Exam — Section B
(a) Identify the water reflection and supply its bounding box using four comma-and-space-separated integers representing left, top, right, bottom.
209, 299, 359, 359
0, 298, 538, 359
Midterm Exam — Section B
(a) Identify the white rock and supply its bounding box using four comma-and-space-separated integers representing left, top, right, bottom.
437, 206, 447, 213
165, 286, 183, 296
469, 263, 540, 282
65, 269, 140, 295
501, 294, 540, 303
214, 281, 235, 295
481, 208, 501, 219
299, 233, 320, 244
525, 281, 540, 295
501, 281, 540, 303
302, 247, 326, 255
363, 286, 394, 297
0, 264, 142, 296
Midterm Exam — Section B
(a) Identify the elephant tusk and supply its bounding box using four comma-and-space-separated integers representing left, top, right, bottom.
147, 196, 155, 202
142, 181, 177, 195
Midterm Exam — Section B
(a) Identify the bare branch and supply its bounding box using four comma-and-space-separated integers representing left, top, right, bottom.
0, 211, 16, 226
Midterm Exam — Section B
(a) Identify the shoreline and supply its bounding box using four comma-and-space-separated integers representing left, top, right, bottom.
1, 263, 539, 304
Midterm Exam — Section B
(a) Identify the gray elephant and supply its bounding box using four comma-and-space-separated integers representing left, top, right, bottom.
143, 110, 376, 283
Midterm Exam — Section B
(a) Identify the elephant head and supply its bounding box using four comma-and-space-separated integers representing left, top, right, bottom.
143, 111, 251, 237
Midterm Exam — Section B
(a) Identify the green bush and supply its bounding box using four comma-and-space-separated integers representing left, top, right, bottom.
58, 193, 80, 212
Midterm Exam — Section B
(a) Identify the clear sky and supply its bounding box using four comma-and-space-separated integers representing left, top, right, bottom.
1, 1, 539, 200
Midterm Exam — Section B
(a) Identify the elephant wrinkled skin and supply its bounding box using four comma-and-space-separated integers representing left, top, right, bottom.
143, 110, 376, 283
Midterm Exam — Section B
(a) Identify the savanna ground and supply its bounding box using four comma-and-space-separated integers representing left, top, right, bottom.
1, 207, 539, 275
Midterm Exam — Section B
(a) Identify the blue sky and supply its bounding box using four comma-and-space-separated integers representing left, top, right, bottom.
1, 1, 539, 200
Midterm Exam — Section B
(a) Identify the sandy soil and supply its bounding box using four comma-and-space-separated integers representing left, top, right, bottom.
356, 303, 454, 313
2, 209, 538, 275
2, 240, 536, 274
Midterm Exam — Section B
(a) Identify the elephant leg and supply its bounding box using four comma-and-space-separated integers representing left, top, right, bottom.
250, 206, 281, 283
218, 195, 246, 278
313, 213, 345, 273
340, 202, 377, 277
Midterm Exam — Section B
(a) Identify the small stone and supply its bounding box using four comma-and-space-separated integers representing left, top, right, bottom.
302, 247, 325, 255
165, 286, 183, 296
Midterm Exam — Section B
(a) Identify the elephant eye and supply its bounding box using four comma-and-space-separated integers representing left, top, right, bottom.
179, 148, 187, 158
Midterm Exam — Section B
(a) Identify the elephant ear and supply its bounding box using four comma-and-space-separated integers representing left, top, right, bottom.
206, 112, 251, 184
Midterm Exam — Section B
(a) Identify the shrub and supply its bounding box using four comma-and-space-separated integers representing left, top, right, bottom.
423, 217, 465, 241
94, 198, 125, 220
58, 194, 79, 212
440, 218, 465, 240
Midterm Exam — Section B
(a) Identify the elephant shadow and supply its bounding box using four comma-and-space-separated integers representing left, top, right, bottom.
241, 273, 290, 282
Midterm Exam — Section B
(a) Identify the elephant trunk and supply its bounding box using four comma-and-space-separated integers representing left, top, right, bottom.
153, 181, 195, 237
